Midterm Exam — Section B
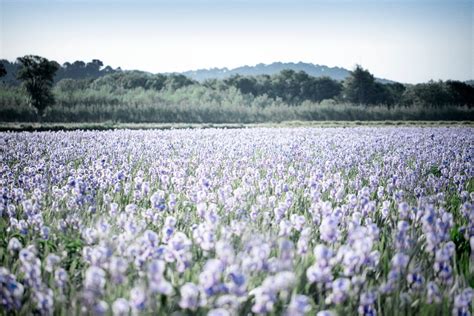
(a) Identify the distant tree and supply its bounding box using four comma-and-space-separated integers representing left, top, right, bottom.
401, 80, 474, 108
446, 80, 474, 107
55, 59, 117, 81
146, 74, 167, 90
310, 76, 343, 102
224, 71, 344, 104
17, 55, 59, 116
0, 60, 20, 85
91, 59, 104, 68
383, 83, 406, 105
340, 66, 402, 105
267, 70, 343, 104
270, 70, 304, 104
224, 75, 258, 95
254, 74, 273, 95
122, 72, 149, 89
0, 63, 6, 78
165, 74, 195, 90
370, 83, 393, 105
103, 65, 114, 73
401, 81, 454, 107
72, 61, 86, 69
86, 59, 103, 76
343, 65, 379, 104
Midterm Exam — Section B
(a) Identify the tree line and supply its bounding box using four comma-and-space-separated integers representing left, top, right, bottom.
0, 58, 119, 85
0, 55, 473, 122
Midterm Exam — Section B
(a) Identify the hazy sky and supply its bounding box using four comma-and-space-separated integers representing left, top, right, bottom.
0, 0, 472, 83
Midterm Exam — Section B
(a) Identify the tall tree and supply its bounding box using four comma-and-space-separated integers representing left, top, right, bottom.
17, 55, 59, 116
343, 65, 378, 104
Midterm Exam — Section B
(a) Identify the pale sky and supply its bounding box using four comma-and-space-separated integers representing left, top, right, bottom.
0, 0, 472, 83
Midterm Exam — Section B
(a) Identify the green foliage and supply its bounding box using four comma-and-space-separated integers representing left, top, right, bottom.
1, 61, 473, 123
428, 165, 442, 177
16, 55, 60, 116
402, 80, 474, 107
223, 71, 343, 104
92, 71, 167, 91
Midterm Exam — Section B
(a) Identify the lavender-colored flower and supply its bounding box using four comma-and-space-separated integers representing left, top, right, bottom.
130, 286, 147, 312
147, 260, 173, 295
390, 253, 409, 271
319, 216, 340, 243
313, 245, 333, 266
286, 294, 311, 316
208, 308, 231, 316
19, 248, 42, 289
406, 272, 424, 291
94, 300, 109, 316
307, 264, 333, 284
250, 286, 276, 314
84, 266, 106, 292
112, 298, 130, 316
452, 288, 474, 316
358, 291, 377, 316
199, 259, 225, 297
54, 268, 68, 289
179, 283, 203, 310
316, 310, 336, 316
34, 288, 54, 315
0, 267, 24, 310
7, 238, 22, 254
426, 281, 442, 304
109, 256, 128, 284
327, 278, 351, 304
45, 254, 61, 273
150, 190, 166, 211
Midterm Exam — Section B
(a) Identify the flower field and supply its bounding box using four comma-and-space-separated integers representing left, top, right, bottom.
0, 127, 473, 315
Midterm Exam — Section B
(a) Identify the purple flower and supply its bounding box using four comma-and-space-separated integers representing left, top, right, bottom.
109, 256, 128, 284
453, 288, 473, 316
208, 308, 231, 316
286, 294, 311, 316
84, 266, 106, 293
0, 267, 24, 310
358, 291, 377, 316
147, 260, 173, 295
390, 253, 409, 271
45, 254, 61, 273
426, 281, 441, 304
54, 268, 68, 289
320, 216, 340, 243
93, 300, 109, 316
317, 311, 336, 316
130, 286, 147, 312
327, 278, 351, 304
179, 283, 203, 310
112, 298, 130, 316
7, 238, 22, 254
34, 288, 54, 315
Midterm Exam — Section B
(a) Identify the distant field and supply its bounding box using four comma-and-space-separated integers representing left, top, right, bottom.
0, 120, 472, 131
